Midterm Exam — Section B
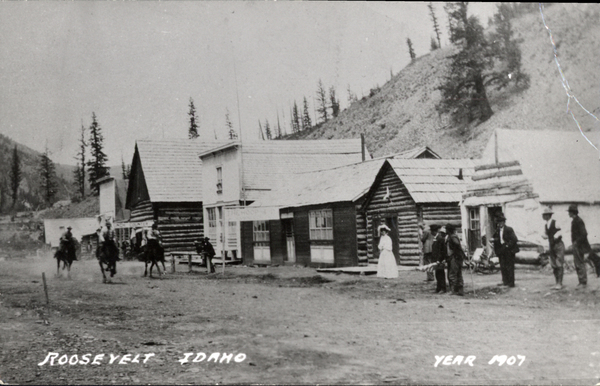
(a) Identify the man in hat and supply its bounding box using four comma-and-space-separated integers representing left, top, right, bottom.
445, 223, 465, 296
59, 226, 77, 261
102, 220, 120, 262
541, 207, 565, 289
493, 213, 519, 288
198, 237, 216, 273
568, 204, 590, 288
420, 223, 435, 282
430, 224, 447, 293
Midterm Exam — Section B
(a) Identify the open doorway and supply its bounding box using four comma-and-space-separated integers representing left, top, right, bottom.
373, 215, 399, 264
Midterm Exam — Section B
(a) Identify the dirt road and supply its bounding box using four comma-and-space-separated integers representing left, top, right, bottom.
1, 255, 599, 385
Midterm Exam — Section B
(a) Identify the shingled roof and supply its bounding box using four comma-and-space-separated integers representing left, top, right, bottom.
386, 158, 475, 203
135, 139, 231, 202
481, 129, 600, 203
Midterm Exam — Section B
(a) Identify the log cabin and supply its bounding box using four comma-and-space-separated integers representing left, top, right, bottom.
361, 158, 474, 266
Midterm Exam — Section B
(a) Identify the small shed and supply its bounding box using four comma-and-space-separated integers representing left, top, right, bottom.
361, 159, 474, 265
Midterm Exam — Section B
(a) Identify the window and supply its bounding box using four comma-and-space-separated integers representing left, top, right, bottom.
216, 167, 223, 194
253, 221, 270, 244
309, 209, 333, 240
469, 208, 480, 231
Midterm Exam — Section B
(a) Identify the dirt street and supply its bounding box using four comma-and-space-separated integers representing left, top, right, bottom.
1, 255, 599, 385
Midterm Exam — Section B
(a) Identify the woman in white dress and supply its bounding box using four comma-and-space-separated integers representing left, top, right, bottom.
377, 225, 399, 278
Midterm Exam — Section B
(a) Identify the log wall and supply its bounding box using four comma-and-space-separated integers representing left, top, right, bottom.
129, 200, 154, 222
156, 202, 204, 253
421, 204, 462, 229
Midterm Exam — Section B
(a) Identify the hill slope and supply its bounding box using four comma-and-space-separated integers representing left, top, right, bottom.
293, 4, 600, 158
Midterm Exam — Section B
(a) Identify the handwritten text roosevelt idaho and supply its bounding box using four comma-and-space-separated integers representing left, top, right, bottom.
38, 352, 247, 366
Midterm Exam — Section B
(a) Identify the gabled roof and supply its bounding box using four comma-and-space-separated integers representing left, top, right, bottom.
386, 159, 475, 203
249, 158, 386, 210
481, 129, 600, 203
237, 139, 368, 201
389, 146, 441, 159
134, 139, 231, 202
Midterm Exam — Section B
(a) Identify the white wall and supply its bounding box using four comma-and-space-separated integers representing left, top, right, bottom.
99, 179, 116, 220
201, 148, 240, 206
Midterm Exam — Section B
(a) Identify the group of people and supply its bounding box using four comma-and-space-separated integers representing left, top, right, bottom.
378, 203, 594, 295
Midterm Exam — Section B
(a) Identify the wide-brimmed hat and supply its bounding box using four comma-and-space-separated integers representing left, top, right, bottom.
67, 226, 72, 230
567, 204, 578, 214
496, 213, 506, 221
378, 224, 391, 232
430, 224, 440, 232
204, 237, 211, 241
445, 223, 456, 233
542, 207, 554, 215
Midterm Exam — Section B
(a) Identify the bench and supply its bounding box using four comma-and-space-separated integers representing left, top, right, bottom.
168, 251, 205, 273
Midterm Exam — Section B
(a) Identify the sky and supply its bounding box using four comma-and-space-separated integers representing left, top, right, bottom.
0, 1, 499, 166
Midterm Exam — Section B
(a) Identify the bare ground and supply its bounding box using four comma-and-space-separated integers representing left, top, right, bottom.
1, 254, 599, 385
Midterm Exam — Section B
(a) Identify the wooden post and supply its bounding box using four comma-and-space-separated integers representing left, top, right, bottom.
42, 272, 49, 305
188, 254, 192, 273
171, 253, 175, 273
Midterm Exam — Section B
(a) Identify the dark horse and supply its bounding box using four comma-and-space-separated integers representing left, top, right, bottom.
54, 239, 79, 279
97, 230, 119, 283
143, 238, 166, 278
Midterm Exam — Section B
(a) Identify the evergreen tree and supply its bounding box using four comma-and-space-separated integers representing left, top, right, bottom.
428, 2, 442, 49
225, 108, 238, 140
329, 86, 340, 118
73, 123, 87, 199
264, 119, 272, 140
9, 145, 22, 208
292, 101, 301, 133
430, 37, 439, 51
121, 157, 131, 180
275, 113, 282, 139
258, 120, 265, 140
346, 85, 358, 104
302, 97, 312, 130
38, 145, 57, 206
438, 2, 527, 124
407, 37, 416, 60
86, 112, 110, 195
315, 79, 329, 123
188, 97, 199, 139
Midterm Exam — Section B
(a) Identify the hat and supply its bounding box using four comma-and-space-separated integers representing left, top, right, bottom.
67, 226, 72, 230
445, 223, 456, 233
204, 237, 211, 241
430, 224, 440, 232
542, 206, 554, 215
378, 224, 391, 232
496, 213, 506, 221
568, 204, 578, 214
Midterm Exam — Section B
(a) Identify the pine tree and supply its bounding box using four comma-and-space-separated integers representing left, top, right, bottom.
225, 108, 238, 140
315, 79, 329, 123
121, 157, 131, 180
329, 86, 340, 118
9, 145, 22, 208
346, 85, 358, 104
428, 2, 442, 49
86, 112, 110, 195
302, 97, 312, 131
275, 113, 282, 139
438, 2, 528, 125
38, 145, 57, 206
264, 119, 272, 140
258, 120, 265, 140
292, 101, 301, 133
407, 37, 416, 60
430, 37, 439, 51
188, 97, 199, 139
73, 123, 87, 199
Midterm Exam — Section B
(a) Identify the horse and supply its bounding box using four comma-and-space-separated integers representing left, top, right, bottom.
143, 238, 166, 278
53, 239, 79, 279
96, 231, 119, 283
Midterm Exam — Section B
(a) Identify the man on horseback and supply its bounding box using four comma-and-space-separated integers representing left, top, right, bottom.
102, 220, 120, 262
59, 226, 77, 261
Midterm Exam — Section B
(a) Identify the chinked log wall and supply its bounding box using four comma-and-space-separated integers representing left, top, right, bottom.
156, 203, 204, 253
365, 167, 420, 266
421, 204, 461, 229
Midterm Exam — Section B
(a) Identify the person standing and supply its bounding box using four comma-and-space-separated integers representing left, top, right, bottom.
202, 237, 216, 273
568, 204, 590, 288
493, 213, 519, 288
445, 224, 465, 296
541, 207, 565, 290
377, 225, 398, 279
420, 224, 435, 282
430, 225, 447, 293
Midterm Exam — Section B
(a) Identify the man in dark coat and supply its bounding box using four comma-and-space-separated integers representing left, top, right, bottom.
430, 224, 447, 293
59, 226, 77, 261
196, 237, 216, 273
445, 223, 465, 296
568, 204, 590, 288
493, 213, 519, 288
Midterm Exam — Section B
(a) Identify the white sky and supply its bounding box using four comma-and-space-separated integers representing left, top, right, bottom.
0, 1, 498, 166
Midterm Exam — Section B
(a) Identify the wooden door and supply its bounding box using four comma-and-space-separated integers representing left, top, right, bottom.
283, 219, 295, 263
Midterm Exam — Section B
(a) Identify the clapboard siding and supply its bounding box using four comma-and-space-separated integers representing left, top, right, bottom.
356, 204, 368, 265
364, 164, 420, 266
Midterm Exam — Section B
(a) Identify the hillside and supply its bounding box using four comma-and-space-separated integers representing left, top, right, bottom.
0, 133, 74, 211
291, 4, 600, 159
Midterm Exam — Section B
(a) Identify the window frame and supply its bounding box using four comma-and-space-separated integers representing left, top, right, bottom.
309, 209, 333, 241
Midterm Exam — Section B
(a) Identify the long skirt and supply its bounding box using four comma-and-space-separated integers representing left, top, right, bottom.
377, 250, 398, 279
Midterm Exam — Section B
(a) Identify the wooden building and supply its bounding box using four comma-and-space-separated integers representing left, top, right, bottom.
235, 159, 384, 267
125, 139, 229, 253
463, 129, 600, 249
201, 138, 368, 259
361, 159, 474, 265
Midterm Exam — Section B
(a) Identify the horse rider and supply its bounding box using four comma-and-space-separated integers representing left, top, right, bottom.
146, 222, 164, 260
102, 220, 120, 261
59, 226, 77, 261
